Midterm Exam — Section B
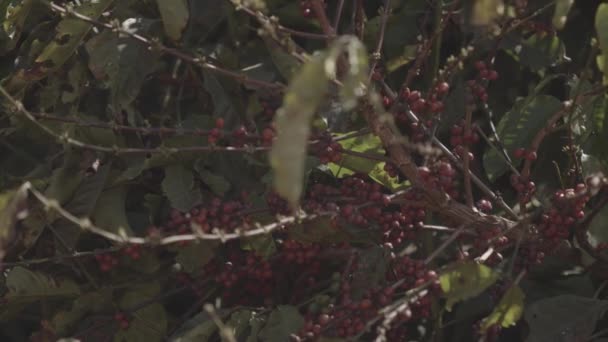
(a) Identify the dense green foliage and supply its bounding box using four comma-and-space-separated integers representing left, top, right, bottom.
1, 0, 608, 341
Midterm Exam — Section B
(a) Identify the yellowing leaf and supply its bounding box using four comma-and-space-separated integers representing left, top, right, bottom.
440, 262, 498, 311
270, 53, 329, 209
0, 183, 29, 261
270, 36, 368, 209
481, 285, 524, 330
596, 4, 608, 84
471, 0, 500, 26
156, 0, 189, 41
553, 0, 574, 30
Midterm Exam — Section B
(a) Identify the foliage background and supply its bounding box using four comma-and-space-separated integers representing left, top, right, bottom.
1, 0, 608, 341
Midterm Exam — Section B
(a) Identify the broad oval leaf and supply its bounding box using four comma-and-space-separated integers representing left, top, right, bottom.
0, 183, 29, 261
258, 305, 304, 342
440, 262, 498, 311
162, 164, 202, 212
481, 284, 524, 330
596, 4, 608, 84
270, 36, 368, 209
156, 0, 189, 41
524, 295, 608, 342
483, 95, 562, 181
552, 0, 574, 30
33, 0, 114, 78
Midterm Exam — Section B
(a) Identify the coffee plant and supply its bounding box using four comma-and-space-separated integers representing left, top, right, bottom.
2, 0, 608, 341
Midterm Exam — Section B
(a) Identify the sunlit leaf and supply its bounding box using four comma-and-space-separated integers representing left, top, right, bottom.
328, 133, 384, 177
481, 285, 524, 330
440, 262, 498, 311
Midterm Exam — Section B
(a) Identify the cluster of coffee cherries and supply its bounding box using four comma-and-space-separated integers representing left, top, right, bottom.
205, 249, 275, 306
419, 159, 460, 199
466, 61, 498, 103
510, 174, 536, 203
513, 147, 537, 161
113, 311, 130, 330
94, 252, 119, 272
400, 84, 448, 118
538, 184, 588, 244
311, 134, 343, 164
160, 196, 251, 239
449, 120, 479, 161
299, 0, 325, 18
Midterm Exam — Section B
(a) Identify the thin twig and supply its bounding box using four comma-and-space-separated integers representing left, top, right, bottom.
368, 0, 392, 82
311, 0, 336, 40
24, 181, 332, 245
333, 0, 346, 29
463, 102, 474, 207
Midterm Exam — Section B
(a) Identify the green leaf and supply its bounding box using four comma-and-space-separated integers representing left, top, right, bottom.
1, 0, 35, 54
2, 267, 80, 320
115, 283, 167, 342
227, 310, 255, 340
32, 0, 114, 78
271, 36, 368, 209
91, 187, 133, 236
328, 133, 384, 177
194, 160, 231, 196
469, 0, 501, 26
156, 0, 189, 41
44, 148, 88, 205
172, 241, 219, 274
52, 290, 113, 335
369, 162, 409, 191
85, 26, 161, 110
0, 183, 29, 260
524, 295, 608, 342
552, 0, 574, 30
53, 161, 112, 249
241, 234, 277, 259
481, 285, 524, 330
483, 95, 562, 181
440, 262, 498, 311
202, 69, 240, 126
258, 305, 305, 342
350, 246, 387, 299
170, 314, 217, 341
516, 35, 566, 71
596, 4, 608, 84
288, 217, 353, 244
263, 36, 301, 81
270, 52, 329, 209
162, 164, 202, 212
